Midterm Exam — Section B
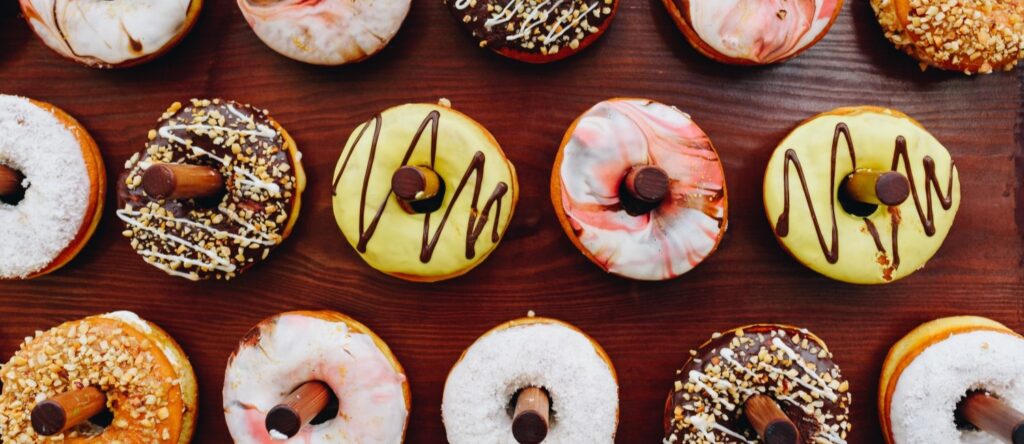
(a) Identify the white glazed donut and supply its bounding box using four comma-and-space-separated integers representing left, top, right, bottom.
442, 317, 619, 444
224, 311, 410, 443
880, 316, 1024, 444
19, 0, 203, 68
237, 0, 411, 65
0, 95, 105, 279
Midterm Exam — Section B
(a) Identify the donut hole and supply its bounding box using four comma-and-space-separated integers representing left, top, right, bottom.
87, 404, 115, 430
309, 386, 339, 426
837, 175, 878, 217
506, 386, 553, 422
0, 165, 27, 205
954, 389, 1009, 431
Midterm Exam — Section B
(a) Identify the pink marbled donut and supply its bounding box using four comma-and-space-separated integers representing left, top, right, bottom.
552, 98, 728, 281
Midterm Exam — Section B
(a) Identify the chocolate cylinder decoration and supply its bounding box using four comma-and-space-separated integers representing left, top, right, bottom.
744, 394, 799, 444
512, 387, 550, 444
391, 165, 443, 213
842, 169, 910, 206
623, 165, 669, 204
142, 163, 224, 200
31, 386, 107, 436
265, 381, 332, 439
0, 165, 23, 197
958, 392, 1024, 444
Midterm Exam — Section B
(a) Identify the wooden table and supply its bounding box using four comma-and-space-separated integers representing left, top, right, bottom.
1, 1, 1021, 443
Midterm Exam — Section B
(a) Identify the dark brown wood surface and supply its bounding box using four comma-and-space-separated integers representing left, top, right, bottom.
1, 1, 1022, 443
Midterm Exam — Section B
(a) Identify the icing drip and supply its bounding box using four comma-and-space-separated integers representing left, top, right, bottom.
331, 110, 509, 263
775, 123, 956, 271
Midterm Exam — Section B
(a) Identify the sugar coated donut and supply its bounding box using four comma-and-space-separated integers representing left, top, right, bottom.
442, 316, 619, 444
663, 0, 844, 65
665, 325, 852, 444
224, 311, 410, 443
879, 316, 1024, 444
445, 0, 619, 63
238, 0, 411, 65
117, 99, 305, 281
19, 0, 203, 68
871, 0, 1024, 74
331, 100, 518, 282
0, 311, 198, 442
0, 95, 105, 279
551, 98, 727, 281
763, 106, 960, 284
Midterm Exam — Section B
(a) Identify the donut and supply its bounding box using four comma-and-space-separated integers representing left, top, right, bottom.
223, 310, 410, 443
116, 99, 306, 281
662, 0, 844, 65
879, 316, 1024, 444
444, 0, 620, 63
665, 325, 852, 443
551, 98, 728, 281
0, 311, 198, 442
331, 100, 518, 282
871, 0, 1024, 74
19, 0, 203, 68
238, 0, 411, 66
763, 106, 960, 284
0, 95, 105, 280
442, 316, 619, 443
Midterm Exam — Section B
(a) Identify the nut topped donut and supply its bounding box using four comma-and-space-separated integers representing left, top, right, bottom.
871, 0, 1024, 74
665, 325, 852, 444
551, 98, 728, 281
663, 0, 844, 65
20, 0, 203, 68
0, 95, 105, 280
763, 106, 960, 284
238, 0, 411, 65
223, 311, 410, 443
331, 100, 518, 282
445, 0, 619, 63
880, 316, 1024, 444
0, 311, 198, 442
117, 99, 306, 281
442, 316, 619, 443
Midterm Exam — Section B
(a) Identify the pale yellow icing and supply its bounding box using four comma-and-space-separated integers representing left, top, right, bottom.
332, 103, 517, 281
763, 107, 960, 284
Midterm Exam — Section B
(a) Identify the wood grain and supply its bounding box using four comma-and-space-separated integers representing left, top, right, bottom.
1, 1, 1022, 442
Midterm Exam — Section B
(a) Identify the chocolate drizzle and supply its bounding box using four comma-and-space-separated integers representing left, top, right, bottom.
332, 109, 510, 263
775, 123, 956, 268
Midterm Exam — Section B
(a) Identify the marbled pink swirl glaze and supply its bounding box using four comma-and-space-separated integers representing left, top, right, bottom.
237, 0, 410, 65
557, 99, 727, 281
224, 313, 408, 443
687, 0, 840, 63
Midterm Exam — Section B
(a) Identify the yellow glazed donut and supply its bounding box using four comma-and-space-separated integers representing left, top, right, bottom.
331, 100, 519, 282
763, 106, 960, 284
0, 311, 198, 443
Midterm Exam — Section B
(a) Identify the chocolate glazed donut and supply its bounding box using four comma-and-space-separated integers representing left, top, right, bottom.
665, 325, 852, 443
118, 99, 304, 281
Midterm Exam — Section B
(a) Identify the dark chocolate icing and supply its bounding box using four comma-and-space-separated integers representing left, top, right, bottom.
775, 123, 956, 272
444, 0, 616, 59
117, 99, 300, 280
665, 325, 852, 444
